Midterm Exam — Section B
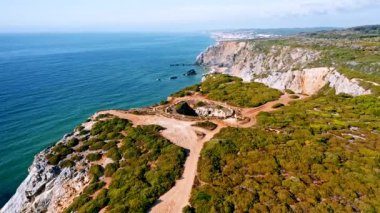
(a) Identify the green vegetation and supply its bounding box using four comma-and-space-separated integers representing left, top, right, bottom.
83, 181, 106, 195
173, 74, 282, 108
105, 163, 119, 177
201, 74, 282, 107
46, 143, 74, 165
64, 195, 91, 213
86, 153, 102, 162
102, 141, 117, 151
171, 84, 201, 97
67, 138, 79, 147
105, 147, 121, 161
59, 159, 75, 168
272, 103, 285, 109
89, 165, 104, 180
64, 118, 187, 213
284, 89, 295, 94
190, 90, 380, 212
192, 121, 218, 131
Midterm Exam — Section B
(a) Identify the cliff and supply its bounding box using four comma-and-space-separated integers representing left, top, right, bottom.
1, 122, 94, 213
196, 41, 371, 96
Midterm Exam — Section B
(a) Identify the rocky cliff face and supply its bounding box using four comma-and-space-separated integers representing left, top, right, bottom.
197, 41, 371, 96
1, 122, 94, 213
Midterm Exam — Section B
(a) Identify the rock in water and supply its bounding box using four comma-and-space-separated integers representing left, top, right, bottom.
170, 76, 178, 80
183, 69, 197, 76
175, 102, 198, 116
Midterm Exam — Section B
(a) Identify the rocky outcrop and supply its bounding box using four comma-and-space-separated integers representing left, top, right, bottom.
196, 41, 321, 82
255, 68, 371, 95
1, 128, 93, 213
183, 69, 197, 76
197, 41, 371, 96
195, 106, 234, 119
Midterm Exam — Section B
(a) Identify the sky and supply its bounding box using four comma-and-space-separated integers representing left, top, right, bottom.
0, 0, 379, 32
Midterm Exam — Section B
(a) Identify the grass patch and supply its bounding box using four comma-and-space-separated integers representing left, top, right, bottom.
272, 103, 285, 108
192, 121, 218, 131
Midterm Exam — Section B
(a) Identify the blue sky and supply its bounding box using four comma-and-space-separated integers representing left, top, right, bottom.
1, 0, 379, 32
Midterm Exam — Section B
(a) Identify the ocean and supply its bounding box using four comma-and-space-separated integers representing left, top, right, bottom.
0, 33, 213, 206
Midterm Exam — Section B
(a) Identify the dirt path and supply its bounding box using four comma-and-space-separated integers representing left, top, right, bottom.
95, 93, 305, 213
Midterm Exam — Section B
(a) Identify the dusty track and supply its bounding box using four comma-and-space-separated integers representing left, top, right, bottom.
95, 93, 306, 213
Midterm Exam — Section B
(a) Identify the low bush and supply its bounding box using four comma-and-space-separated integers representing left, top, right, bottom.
106, 147, 121, 162
77, 189, 109, 213
83, 181, 106, 195
285, 89, 295, 94
71, 154, 82, 161
86, 153, 102, 162
89, 141, 106, 151
192, 121, 218, 131
102, 141, 117, 151
105, 163, 119, 177
290, 95, 300, 99
60, 159, 75, 168
272, 103, 285, 108
64, 194, 91, 213
46, 154, 62, 165
89, 165, 104, 180
67, 138, 79, 147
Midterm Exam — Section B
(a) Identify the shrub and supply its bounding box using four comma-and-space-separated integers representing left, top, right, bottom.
192, 121, 218, 131
76, 125, 85, 132
77, 189, 109, 213
89, 165, 104, 179
106, 147, 121, 162
77, 144, 89, 152
71, 154, 82, 161
83, 181, 106, 195
183, 205, 196, 213
86, 153, 102, 162
89, 141, 106, 150
63, 194, 91, 213
272, 103, 285, 108
290, 95, 300, 99
60, 159, 75, 168
67, 138, 79, 147
195, 101, 206, 107
285, 89, 295, 94
46, 154, 62, 165
102, 141, 118, 151
105, 163, 119, 177
80, 130, 90, 135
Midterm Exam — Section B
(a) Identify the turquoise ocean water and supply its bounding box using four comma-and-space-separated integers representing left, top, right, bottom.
0, 33, 213, 206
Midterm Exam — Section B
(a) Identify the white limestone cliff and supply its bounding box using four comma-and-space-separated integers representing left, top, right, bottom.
197, 41, 371, 96
1, 132, 92, 213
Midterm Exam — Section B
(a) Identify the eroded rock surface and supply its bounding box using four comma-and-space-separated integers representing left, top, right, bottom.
1, 134, 90, 213
197, 41, 371, 96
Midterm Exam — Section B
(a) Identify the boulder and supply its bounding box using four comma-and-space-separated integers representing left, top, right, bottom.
183, 69, 197, 76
